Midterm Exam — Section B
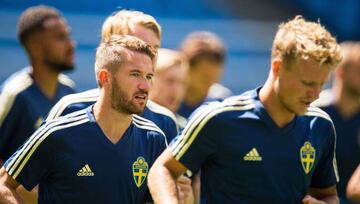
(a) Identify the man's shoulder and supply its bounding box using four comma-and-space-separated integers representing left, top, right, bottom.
144, 100, 177, 123
132, 114, 168, 144
0, 70, 34, 124
46, 89, 98, 121
58, 88, 99, 104
305, 106, 333, 124
200, 92, 257, 118
301, 106, 335, 136
1, 69, 33, 96
180, 95, 257, 133
44, 109, 91, 137
58, 74, 76, 89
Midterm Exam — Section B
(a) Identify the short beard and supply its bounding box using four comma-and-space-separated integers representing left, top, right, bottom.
45, 59, 75, 73
110, 76, 144, 115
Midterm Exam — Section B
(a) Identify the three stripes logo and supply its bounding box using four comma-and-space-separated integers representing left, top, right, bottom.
77, 164, 95, 176
243, 148, 262, 161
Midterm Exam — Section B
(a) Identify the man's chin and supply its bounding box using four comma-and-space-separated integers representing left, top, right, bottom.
132, 105, 146, 115
295, 108, 308, 116
61, 64, 75, 72
52, 63, 75, 72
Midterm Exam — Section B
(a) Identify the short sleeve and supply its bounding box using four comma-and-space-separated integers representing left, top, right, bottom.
4, 124, 55, 190
310, 123, 338, 188
0, 96, 33, 161
170, 107, 220, 173
62, 103, 91, 116
163, 118, 178, 142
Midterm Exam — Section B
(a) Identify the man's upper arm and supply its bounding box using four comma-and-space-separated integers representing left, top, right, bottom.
160, 148, 188, 179
311, 121, 338, 188
3, 123, 55, 191
169, 110, 220, 174
0, 96, 26, 161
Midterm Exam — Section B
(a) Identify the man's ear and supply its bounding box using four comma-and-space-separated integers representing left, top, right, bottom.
271, 58, 282, 78
98, 69, 111, 87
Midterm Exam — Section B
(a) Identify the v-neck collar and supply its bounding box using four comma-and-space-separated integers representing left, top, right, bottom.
253, 87, 297, 136
86, 105, 133, 149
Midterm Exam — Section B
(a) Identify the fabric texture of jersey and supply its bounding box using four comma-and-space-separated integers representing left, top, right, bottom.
177, 83, 231, 119
46, 88, 178, 142
171, 88, 339, 204
4, 106, 167, 204
322, 104, 360, 198
0, 67, 75, 161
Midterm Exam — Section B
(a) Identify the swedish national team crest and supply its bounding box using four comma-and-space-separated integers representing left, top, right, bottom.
300, 141, 316, 174
132, 157, 149, 187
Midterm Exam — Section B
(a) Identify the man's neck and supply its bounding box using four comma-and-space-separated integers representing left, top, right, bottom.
259, 81, 295, 128
334, 87, 360, 119
184, 86, 207, 107
93, 99, 132, 144
30, 63, 59, 99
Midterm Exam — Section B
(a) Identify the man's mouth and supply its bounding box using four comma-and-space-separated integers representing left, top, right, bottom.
134, 93, 148, 102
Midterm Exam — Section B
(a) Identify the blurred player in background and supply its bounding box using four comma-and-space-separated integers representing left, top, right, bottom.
149, 48, 189, 129
177, 31, 231, 120
316, 41, 360, 204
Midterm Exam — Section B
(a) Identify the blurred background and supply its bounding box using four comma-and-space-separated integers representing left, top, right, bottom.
1, 0, 360, 94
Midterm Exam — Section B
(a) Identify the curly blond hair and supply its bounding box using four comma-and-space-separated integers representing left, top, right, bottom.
101, 10, 161, 43
272, 15, 341, 68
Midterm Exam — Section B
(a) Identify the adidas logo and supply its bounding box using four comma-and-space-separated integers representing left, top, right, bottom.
243, 148, 262, 161
77, 164, 95, 176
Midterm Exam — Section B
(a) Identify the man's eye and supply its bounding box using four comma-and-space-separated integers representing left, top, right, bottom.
131, 72, 140, 77
146, 75, 154, 80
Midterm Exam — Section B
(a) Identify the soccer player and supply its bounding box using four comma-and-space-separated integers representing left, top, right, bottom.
46, 10, 178, 142
148, 16, 342, 204
177, 31, 232, 119
45, 10, 194, 204
0, 35, 166, 204
149, 48, 189, 129
0, 5, 76, 165
317, 41, 360, 204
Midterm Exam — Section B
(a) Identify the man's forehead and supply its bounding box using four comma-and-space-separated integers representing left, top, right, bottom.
121, 50, 154, 70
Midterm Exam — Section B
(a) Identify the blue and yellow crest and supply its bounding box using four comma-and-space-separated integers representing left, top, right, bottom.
300, 141, 316, 174
132, 157, 148, 188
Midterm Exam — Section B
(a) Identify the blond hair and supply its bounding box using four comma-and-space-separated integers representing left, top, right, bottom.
101, 10, 161, 43
156, 48, 188, 73
272, 15, 341, 68
95, 35, 157, 87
